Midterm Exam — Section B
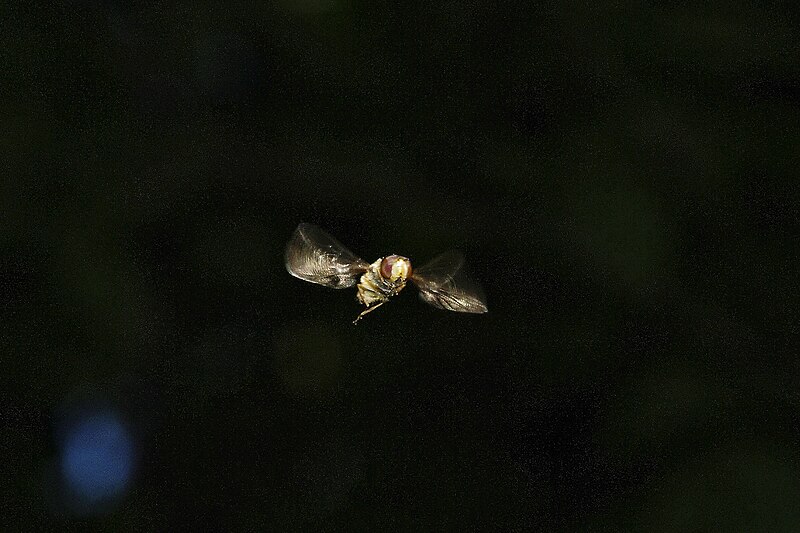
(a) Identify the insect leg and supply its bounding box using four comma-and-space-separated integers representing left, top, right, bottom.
353, 301, 387, 325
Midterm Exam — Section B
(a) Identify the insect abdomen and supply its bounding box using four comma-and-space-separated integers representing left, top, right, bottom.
357, 269, 386, 306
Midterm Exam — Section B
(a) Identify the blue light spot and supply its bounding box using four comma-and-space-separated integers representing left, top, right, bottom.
60, 412, 134, 504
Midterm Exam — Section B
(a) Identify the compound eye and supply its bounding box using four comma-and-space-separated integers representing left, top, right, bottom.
380, 256, 398, 279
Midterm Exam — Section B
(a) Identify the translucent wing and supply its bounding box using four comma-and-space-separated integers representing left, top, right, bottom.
285, 223, 368, 288
411, 250, 488, 313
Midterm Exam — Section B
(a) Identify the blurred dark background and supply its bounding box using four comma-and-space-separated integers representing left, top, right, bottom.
3, 2, 799, 530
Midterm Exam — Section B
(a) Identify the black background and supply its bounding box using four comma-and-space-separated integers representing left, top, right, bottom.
4, 2, 799, 530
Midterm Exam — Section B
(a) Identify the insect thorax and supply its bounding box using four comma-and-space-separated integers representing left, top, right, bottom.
357, 258, 407, 306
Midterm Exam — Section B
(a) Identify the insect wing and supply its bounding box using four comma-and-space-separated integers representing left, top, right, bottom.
411, 250, 488, 313
285, 223, 368, 288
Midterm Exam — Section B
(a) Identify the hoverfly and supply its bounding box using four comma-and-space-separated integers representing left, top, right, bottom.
285, 223, 488, 324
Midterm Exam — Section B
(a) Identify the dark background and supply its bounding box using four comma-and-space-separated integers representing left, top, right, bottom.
3, 2, 799, 530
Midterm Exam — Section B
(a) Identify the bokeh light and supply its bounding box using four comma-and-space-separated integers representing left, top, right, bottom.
59, 409, 135, 509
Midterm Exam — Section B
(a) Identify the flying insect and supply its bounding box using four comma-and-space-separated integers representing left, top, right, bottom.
285, 223, 488, 324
